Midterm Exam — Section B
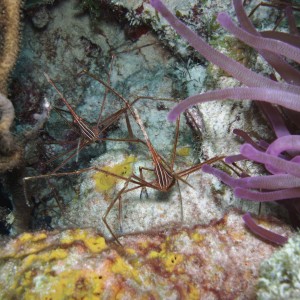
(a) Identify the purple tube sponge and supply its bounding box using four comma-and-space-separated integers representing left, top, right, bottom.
217, 12, 300, 65
150, 0, 300, 122
150, 0, 300, 244
166, 87, 300, 122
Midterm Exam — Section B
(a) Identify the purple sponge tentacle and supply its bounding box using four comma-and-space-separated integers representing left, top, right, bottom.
243, 213, 288, 245
150, 0, 300, 94
235, 187, 300, 201
203, 164, 300, 189
267, 135, 300, 156
240, 144, 300, 176
217, 12, 300, 64
167, 87, 300, 122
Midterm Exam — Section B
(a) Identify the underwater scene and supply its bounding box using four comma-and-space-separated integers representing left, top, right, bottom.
0, 0, 300, 298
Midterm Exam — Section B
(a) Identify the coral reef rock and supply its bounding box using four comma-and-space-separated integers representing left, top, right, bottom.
0, 210, 291, 299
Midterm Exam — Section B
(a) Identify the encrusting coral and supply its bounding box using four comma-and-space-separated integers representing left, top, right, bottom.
0, 210, 291, 299
151, 0, 300, 244
257, 231, 300, 299
0, 0, 22, 172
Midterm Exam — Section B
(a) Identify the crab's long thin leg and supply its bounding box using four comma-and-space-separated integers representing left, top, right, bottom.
97, 54, 115, 126
50, 141, 90, 174
170, 117, 180, 171
79, 70, 135, 115
44, 73, 85, 127
168, 115, 184, 222
176, 156, 225, 178
23, 166, 97, 206
102, 175, 132, 246
176, 180, 183, 223
103, 175, 150, 245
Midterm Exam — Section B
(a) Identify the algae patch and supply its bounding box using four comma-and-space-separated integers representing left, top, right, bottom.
93, 155, 136, 192
176, 146, 191, 157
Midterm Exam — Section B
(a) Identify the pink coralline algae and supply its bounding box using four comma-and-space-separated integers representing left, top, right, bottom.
151, 0, 300, 244
0, 211, 291, 299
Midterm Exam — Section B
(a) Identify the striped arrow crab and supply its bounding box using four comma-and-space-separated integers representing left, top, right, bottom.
22, 60, 180, 229
23, 72, 224, 245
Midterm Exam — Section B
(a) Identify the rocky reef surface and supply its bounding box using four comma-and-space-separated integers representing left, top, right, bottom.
0, 210, 291, 299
